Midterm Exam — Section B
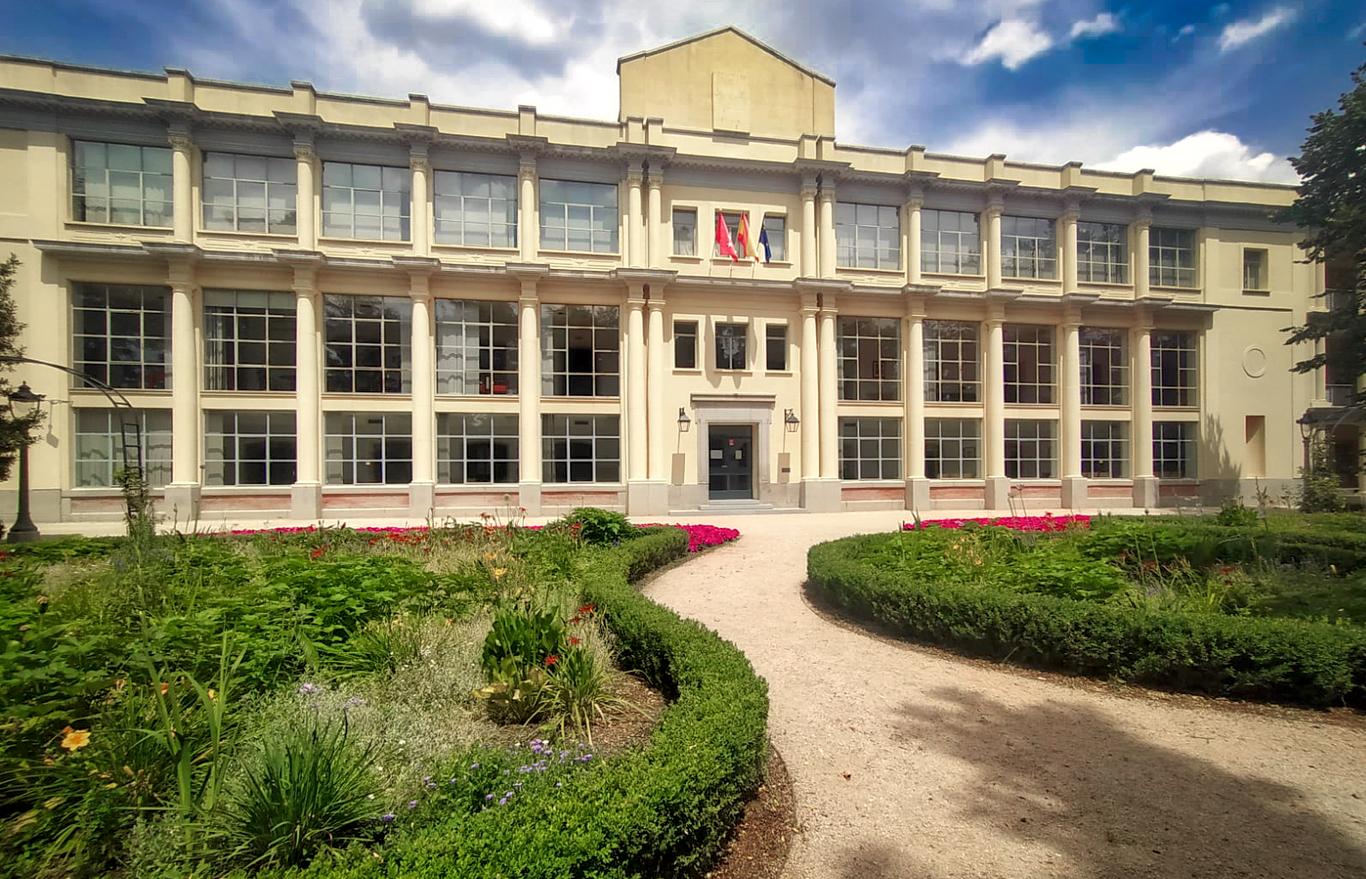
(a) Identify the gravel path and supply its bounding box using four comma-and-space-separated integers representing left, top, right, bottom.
642, 511, 1366, 879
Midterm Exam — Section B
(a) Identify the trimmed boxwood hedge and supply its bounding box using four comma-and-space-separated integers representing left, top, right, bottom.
272, 526, 769, 879
808, 533, 1366, 708
1082, 516, 1366, 573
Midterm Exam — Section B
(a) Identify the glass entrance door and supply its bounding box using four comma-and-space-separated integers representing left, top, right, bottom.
708, 424, 753, 500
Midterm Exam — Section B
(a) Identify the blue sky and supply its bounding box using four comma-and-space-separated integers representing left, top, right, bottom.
2, 1, 1362, 182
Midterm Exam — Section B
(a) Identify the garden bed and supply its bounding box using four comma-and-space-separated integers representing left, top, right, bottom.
809, 512, 1366, 708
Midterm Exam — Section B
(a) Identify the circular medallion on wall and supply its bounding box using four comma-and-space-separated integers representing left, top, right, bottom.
1242, 345, 1267, 378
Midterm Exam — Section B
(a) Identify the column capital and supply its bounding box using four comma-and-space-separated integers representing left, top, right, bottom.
800, 291, 820, 314
800, 174, 819, 199
625, 163, 645, 187
985, 192, 1005, 215
289, 263, 319, 295
408, 143, 431, 174
817, 184, 836, 204
646, 168, 664, 190
645, 295, 667, 312
905, 186, 925, 209
292, 138, 316, 161
167, 127, 193, 154
166, 259, 196, 290
1061, 198, 1082, 221
518, 152, 537, 181
624, 293, 647, 309
818, 295, 837, 315
1133, 207, 1153, 227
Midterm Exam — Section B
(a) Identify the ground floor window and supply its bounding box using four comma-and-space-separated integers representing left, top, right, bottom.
926, 417, 980, 479
1081, 420, 1128, 479
324, 412, 412, 485
542, 414, 620, 483
73, 408, 172, 488
1154, 421, 1196, 479
1005, 418, 1057, 479
438, 413, 519, 484
204, 410, 297, 486
839, 417, 901, 480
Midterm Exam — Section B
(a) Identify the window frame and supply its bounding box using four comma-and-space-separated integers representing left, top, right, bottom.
434, 299, 519, 396
71, 140, 173, 228
714, 321, 748, 371
72, 283, 171, 391
320, 161, 412, 242
674, 320, 699, 370
1081, 420, 1129, 479
432, 170, 518, 249
761, 214, 787, 261
923, 320, 980, 403
1005, 418, 1058, 479
672, 207, 698, 257
72, 407, 172, 489
541, 304, 620, 397
541, 414, 621, 484
1003, 324, 1056, 405
1242, 247, 1270, 292
765, 322, 788, 372
921, 208, 983, 276
1079, 327, 1128, 407
836, 202, 901, 270
1151, 331, 1198, 408
838, 417, 902, 481
1149, 227, 1197, 289
837, 316, 901, 402
324, 411, 413, 485
203, 289, 297, 393
539, 179, 619, 254
201, 151, 298, 235
1153, 421, 1197, 479
713, 210, 746, 259
1076, 221, 1129, 284
1000, 215, 1057, 280
437, 412, 520, 484
323, 294, 413, 395
204, 410, 298, 486
925, 417, 981, 479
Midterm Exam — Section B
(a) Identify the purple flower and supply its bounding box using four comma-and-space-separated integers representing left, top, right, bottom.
422, 776, 436, 790
470, 762, 480, 770
344, 696, 366, 708
297, 682, 322, 696
407, 799, 418, 810
575, 753, 594, 763
380, 812, 396, 824
485, 793, 494, 801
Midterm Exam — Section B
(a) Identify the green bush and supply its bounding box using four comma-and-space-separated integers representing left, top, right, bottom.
564, 507, 637, 546
808, 533, 1366, 708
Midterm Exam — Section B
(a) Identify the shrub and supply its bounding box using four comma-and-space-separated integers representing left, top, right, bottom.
564, 507, 636, 546
1215, 498, 1259, 527
1300, 436, 1347, 513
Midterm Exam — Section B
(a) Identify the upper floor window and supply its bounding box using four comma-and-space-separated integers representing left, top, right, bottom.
838, 317, 900, 402
921, 209, 981, 275
541, 305, 619, 396
72, 141, 172, 227
325, 412, 412, 484
203, 289, 296, 392
923, 320, 979, 403
673, 208, 697, 256
202, 152, 297, 235
839, 417, 901, 480
715, 322, 747, 370
1151, 331, 1197, 407
1004, 324, 1055, 405
837, 202, 900, 270
204, 410, 297, 486
1150, 227, 1196, 288
321, 162, 411, 241
433, 171, 516, 248
1001, 216, 1056, 279
435, 299, 518, 395
714, 211, 745, 258
1243, 248, 1269, 291
761, 215, 787, 261
438, 413, 519, 484
1077, 222, 1128, 284
540, 180, 618, 253
73, 284, 169, 390
766, 323, 788, 371
73, 408, 172, 488
324, 295, 412, 394
674, 320, 698, 369
1079, 327, 1128, 406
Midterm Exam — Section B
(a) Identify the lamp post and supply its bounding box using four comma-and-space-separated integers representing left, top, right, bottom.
7, 381, 43, 543
1297, 415, 1314, 475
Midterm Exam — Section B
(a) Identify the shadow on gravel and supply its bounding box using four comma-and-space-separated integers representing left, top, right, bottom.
830, 687, 1365, 879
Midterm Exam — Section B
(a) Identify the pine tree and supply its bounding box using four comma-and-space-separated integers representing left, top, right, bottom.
0, 255, 42, 483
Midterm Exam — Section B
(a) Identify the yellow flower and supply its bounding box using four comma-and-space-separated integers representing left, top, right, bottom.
492, 567, 507, 580
158, 682, 170, 696
207, 688, 217, 701
60, 727, 91, 752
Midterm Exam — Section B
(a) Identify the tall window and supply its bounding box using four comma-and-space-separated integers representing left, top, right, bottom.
714, 212, 744, 258
1151, 331, 1197, 407
1154, 421, 1196, 478
1081, 421, 1128, 478
541, 305, 620, 396
925, 418, 981, 479
1003, 324, 1055, 404
766, 323, 788, 371
203, 290, 296, 392
1149, 228, 1196, 288
204, 410, 297, 486
324, 295, 412, 394
540, 180, 618, 253
1001, 216, 1057, 279
836, 203, 900, 270
435, 299, 518, 395
715, 322, 747, 370
1243, 248, 1269, 291
761, 215, 786, 261
1077, 222, 1128, 284
673, 208, 697, 256
321, 162, 411, 241
324, 412, 412, 484
923, 320, 980, 403
202, 152, 297, 234
438, 413, 518, 484
1005, 419, 1057, 479
433, 171, 516, 247
72, 284, 169, 390
922, 209, 982, 275
72, 141, 172, 227
542, 414, 620, 483
838, 317, 900, 402
1079, 327, 1128, 406
674, 320, 698, 369
73, 408, 172, 488
839, 417, 901, 480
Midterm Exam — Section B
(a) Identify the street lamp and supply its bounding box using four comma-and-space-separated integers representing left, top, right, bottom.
7, 381, 43, 543
677, 407, 691, 433
1297, 414, 1316, 475
783, 408, 800, 433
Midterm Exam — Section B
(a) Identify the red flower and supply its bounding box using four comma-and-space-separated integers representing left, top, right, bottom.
568, 636, 581, 647
309, 545, 328, 560
544, 654, 559, 667
576, 603, 596, 616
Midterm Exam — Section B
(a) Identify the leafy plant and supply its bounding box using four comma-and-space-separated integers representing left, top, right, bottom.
1300, 435, 1347, 513
317, 614, 424, 679
539, 646, 629, 744
1216, 497, 1259, 527
565, 507, 636, 546
479, 606, 566, 682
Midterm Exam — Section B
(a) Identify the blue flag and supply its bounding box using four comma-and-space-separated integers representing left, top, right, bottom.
757, 225, 771, 263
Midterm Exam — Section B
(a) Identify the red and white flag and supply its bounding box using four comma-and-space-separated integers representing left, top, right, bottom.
714, 211, 738, 262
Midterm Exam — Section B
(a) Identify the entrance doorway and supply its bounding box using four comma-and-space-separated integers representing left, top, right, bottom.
708, 424, 754, 500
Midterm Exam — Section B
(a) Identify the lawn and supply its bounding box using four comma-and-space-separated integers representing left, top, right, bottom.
0, 511, 750, 878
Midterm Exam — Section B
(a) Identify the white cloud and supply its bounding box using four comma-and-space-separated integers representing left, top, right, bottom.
1094, 130, 1297, 182
411, 0, 562, 46
1218, 6, 1296, 52
1069, 12, 1120, 40
961, 19, 1054, 70
1176, 23, 1197, 39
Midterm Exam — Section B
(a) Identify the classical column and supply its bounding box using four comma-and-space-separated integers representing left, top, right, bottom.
646, 296, 667, 482
1061, 200, 1080, 292
291, 262, 322, 519
625, 293, 647, 482
168, 128, 193, 242
293, 137, 316, 249
518, 153, 537, 262
904, 304, 928, 510
166, 258, 200, 517
1312, 337, 1328, 404
1133, 210, 1152, 297
985, 192, 1004, 290
408, 271, 435, 515
818, 300, 839, 478
626, 162, 645, 268
516, 274, 543, 513
647, 169, 664, 268
818, 180, 837, 279
800, 176, 818, 276
799, 294, 820, 482
906, 188, 924, 285
983, 307, 1008, 509
1060, 312, 1086, 508
1131, 316, 1157, 507
409, 144, 431, 257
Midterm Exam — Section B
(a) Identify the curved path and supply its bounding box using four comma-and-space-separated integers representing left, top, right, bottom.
644, 511, 1366, 879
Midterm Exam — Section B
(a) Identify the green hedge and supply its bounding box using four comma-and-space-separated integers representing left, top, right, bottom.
277, 526, 769, 879
808, 534, 1366, 708
1083, 516, 1366, 572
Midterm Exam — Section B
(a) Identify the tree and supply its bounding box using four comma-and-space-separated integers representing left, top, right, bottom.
0, 255, 42, 483
1280, 59, 1366, 411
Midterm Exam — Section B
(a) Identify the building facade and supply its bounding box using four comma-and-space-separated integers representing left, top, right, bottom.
0, 27, 1351, 522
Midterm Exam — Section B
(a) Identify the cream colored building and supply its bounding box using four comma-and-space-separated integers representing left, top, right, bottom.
0, 27, 1351, 522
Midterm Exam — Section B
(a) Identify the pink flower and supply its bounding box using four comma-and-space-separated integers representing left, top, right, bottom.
902, 515, 1090, 533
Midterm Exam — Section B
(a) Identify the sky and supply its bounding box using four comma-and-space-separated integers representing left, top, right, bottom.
2, 1, 1362, 183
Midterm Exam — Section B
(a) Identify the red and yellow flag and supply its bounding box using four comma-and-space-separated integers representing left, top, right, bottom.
736, 213, 757, 259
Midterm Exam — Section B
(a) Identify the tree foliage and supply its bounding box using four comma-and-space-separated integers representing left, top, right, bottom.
0, 255, 41, 483
1280, 60, 1366, 410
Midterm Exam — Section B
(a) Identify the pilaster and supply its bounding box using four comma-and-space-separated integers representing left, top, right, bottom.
626, 161, 645, 268
168, 127, 193, 243
800, 175, 818, 278
1059, 306, 1086, 508
518, 152, 538, 262
985, 190, 1005, 290
408, 143, 431, 257
405, 265, 437, 516
1133, 206, 1152, 299
166, 255, 200, 518
646, 168, 665, 268
646, 295, 668, 482
983, 301, 1008, 509
817, 298, 839, 478
284, 254, 323, 519
1061, 198, 1081, 293
904, 292, 928, 511
511, 263, 548, 513
818, 180, 837, 279
1131, 311, 1157, 508
625, 290, 648, 483
799, 293, 820, 484
906, 185, 925, 285
293, 136, 317, 249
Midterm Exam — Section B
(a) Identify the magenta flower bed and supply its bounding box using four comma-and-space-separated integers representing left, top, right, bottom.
645, 523, 741, 552
903, 514, 1091, 533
